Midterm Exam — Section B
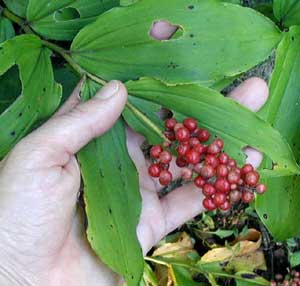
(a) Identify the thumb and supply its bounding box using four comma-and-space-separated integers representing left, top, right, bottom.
15, 80, 127, 167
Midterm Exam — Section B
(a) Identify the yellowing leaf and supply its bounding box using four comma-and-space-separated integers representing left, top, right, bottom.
200, 229, 266, 272
153, 232, 196, 259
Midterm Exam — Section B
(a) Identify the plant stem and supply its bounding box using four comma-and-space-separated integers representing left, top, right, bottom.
2, 8, 33, 34
126, 101, 169, 143
42, 40, 85, 77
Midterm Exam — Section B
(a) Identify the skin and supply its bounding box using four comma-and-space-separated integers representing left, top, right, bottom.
0, 24, 269, 285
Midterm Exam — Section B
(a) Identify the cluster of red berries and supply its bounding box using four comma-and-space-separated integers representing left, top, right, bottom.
271, 271, 300, 286
148, 117, 267, 212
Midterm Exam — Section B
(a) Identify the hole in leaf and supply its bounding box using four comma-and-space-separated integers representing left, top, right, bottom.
0, 65, 22, 114
54, 7, 80, 21
150, 20, 183, 41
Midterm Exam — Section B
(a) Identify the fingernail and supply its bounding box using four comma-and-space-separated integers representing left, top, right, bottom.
95, 80, 120, 100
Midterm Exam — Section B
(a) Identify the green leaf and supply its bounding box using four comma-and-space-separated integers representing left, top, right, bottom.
273, 0, 300, 27
0, 35, 61, 158
77, 79, 143, 286
3, 0, 28, 17
290, 251, 300, 268
123, 97, 165, 145
0, 65, 21, 114
256, 27, 300, 240
126, 77, 299, 175
27, 0, 120, 40
210, 229, 235, 239
71, 0, 281, 85
0, 17, 15, 44
171, 265, 203, 286
235, 272, 269, 286
141, 263, 159, 286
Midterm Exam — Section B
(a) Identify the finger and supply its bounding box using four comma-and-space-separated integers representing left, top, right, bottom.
228, 77, 269, 112
228, 77, 269, 168
54, 78, 85, 116
150, 20, 178, 40
126, 128, 157, 191
14, 81, 127, 167
161, 183, 204, 235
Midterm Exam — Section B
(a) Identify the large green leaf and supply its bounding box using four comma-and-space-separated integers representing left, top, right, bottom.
77, 79, 143, 286
27, 0, 120, 40
0, 35, 61, 158
273, 0, 300, 27
3, 0, 28, 17
126, 78, 299, 175
0, 17, 15, 44
256, 27, 300, 240
71, 0, 281, 85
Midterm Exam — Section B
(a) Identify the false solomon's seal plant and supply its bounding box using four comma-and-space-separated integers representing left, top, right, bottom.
0, 0, 300, 285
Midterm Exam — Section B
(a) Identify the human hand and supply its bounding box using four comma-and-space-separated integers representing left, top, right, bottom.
0, 26, 269, 286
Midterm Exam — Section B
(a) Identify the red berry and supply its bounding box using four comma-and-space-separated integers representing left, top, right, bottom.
189, 137, 200, 147
181, 167, 193, 180
214, 178, 230, 193
148, 164, 161, 178
242, 191, 255, 203
176, 157, 188, 167
245, 171, 260, 187
227, 170, 241, 184
256, 183, 267, 194
207, 142, 221, 154
219, 200, 231, 211
213, 192, 227, 206
193, 163, 202, 174
241, 164, 254, 174
214, 139, 224, 149
164, 130, 176, 141
194, 144, 208, 154
175, 127, 190, 142
197, 128, 210, 142
165, 118, 177, 130
183, 118, 198, 132
194, 175, 206, 188
203, 198, 216, 211
219, 153, 229, 164
205, 155, 219, 168
159, 170, 173, 186
159, 163, 170, 170
176, 143, 190, 156
230, 183, 238, 190
159, 150, 172, 164
200, 165, 216, 178
174, 123, 183, 132
186, 149, 201, 165
202, 184, 216, 197
229, 190, 242, 203
216, 164, 229, 177
150, 145, 163, 159
227, 159, 237, 168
